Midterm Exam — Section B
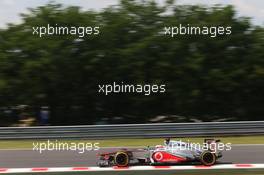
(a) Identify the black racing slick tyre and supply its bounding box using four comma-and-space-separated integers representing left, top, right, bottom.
200, 151, 216, 166
114, 151, 129, 167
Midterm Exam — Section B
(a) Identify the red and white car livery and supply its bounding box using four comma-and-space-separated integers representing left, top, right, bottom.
97, 139, 223, 167
149, 139, 222, 165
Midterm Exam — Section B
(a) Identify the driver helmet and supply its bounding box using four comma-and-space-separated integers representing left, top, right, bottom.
164, 138, 170, 145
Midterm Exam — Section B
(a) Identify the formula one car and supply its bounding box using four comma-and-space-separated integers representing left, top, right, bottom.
97, 138, 222, 167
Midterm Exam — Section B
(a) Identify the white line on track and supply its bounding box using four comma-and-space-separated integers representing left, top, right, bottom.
1, 164, 264, 173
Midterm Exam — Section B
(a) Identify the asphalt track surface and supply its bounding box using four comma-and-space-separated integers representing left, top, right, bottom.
0, 145, 263, 168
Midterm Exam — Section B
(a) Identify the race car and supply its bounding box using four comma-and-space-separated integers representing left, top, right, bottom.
97, 138, 223, 167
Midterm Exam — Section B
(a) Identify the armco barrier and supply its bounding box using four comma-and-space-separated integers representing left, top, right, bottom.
0, 121, 263, 139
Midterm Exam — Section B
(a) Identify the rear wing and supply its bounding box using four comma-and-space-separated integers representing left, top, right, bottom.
204, 139, 222, 154
204, 139, 221, 144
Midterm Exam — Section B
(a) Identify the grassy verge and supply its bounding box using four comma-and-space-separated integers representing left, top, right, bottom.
2, 169, 264, 175
0, 135, 263, 149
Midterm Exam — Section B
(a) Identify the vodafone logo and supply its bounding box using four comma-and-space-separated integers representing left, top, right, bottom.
154, 152, 163, 161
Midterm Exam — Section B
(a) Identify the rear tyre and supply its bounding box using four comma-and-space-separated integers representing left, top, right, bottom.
200, 151, 216, 166
114, 151, 129, 167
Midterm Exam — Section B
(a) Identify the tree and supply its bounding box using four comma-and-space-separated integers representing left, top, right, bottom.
0, 0, 263, 125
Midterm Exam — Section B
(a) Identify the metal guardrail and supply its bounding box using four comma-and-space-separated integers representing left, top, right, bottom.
0, 121, 263, 139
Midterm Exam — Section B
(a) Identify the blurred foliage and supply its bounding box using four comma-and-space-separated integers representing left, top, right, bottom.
0, 0, 263, 125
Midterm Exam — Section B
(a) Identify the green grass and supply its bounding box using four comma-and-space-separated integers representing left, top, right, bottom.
2, 169, 264, 175
0, 135, 264, 149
